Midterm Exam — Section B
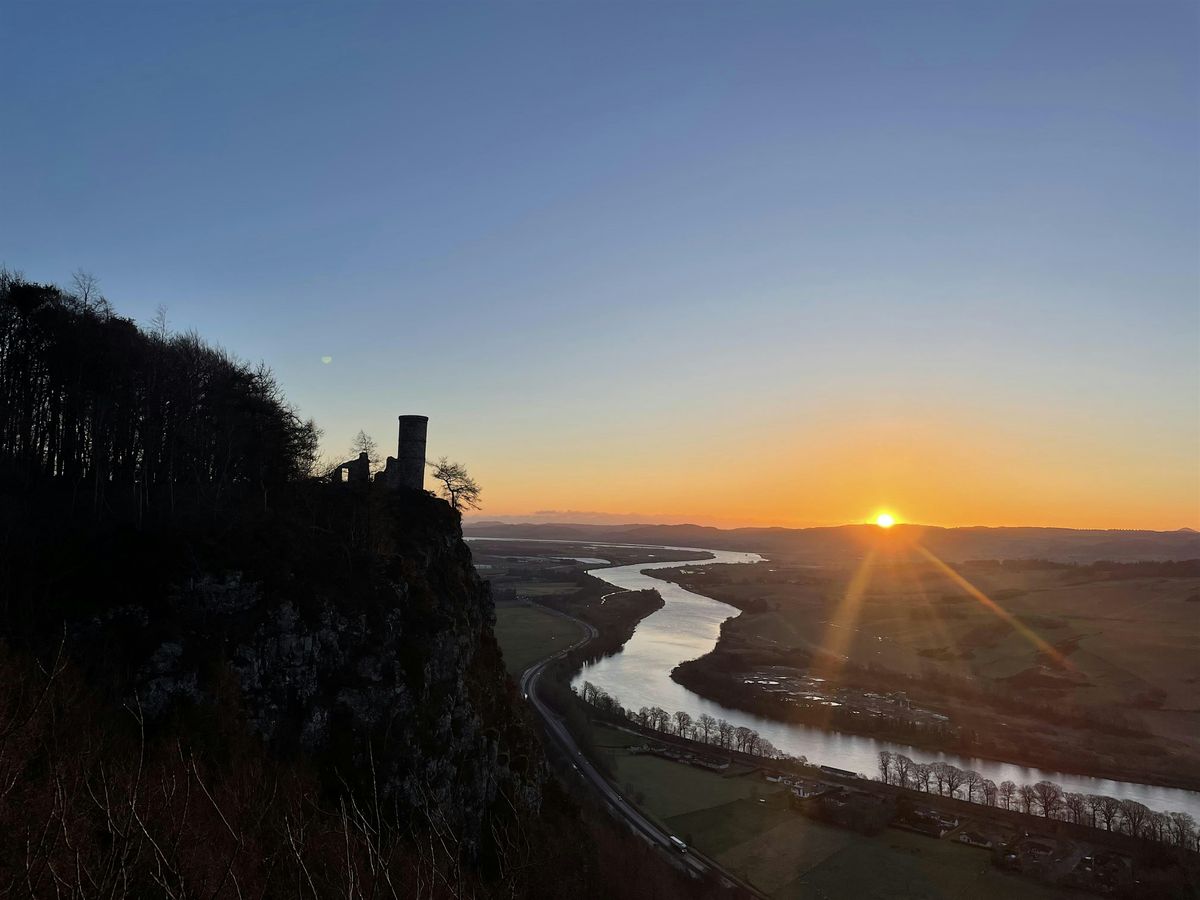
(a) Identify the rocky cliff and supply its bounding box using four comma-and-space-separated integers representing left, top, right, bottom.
40, 487, 543, 860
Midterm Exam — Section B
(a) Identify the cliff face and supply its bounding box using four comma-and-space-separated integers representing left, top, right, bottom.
1, 488, 720, 898
73, 488, 543, 855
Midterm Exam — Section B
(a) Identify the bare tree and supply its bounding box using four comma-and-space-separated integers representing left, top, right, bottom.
71, 268, 110, 314
649, 706, 669, 732
878, 751, 893, 785
743, 730, 763, 756
1169, 812, 1196, 848
930, 762, 949, 795
1018, 784, 1036, 814
349, 429, 380, 470
756, 737, 779, 759
911, 763, 932, 793
696, 713, 717, 744
428, 457, 482, 511
672, 710, 692, 737
1064, 792, 1087, 824
716, 719, 734, 749
150, 304, 170, 340
893, 754, 913, 788
1148, 811, 1170, 843
1119, 799, 1149, 837
734, 726, 753, 753
1097, 795, 1122, 831
943, 765, 967, 799
1032, 780, 1063, 818
982, 779, 998, 807
964, 770, 984, 804
999, 780, 1017, 809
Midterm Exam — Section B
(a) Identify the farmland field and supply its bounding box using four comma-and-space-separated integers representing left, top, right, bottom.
492, 603, 587, 675
655, 557, 1200, 784
597, 725, 1076, 899
606, 749, 773, 818
659, 561, 1200, 703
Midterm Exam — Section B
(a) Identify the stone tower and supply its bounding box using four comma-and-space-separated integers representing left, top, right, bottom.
390, 414, 428, 490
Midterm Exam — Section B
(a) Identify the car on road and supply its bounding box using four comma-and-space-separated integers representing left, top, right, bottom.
668, 835, 688, 853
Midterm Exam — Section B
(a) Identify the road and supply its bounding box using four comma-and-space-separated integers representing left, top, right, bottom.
518, 610, 766, 897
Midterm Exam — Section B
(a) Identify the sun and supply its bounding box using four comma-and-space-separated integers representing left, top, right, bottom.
875, 512, 896, 529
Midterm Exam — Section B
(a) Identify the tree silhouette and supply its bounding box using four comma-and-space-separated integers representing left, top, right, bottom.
428, 457, 482, 511
349, 430, 379, 470
0, 270, 319, 516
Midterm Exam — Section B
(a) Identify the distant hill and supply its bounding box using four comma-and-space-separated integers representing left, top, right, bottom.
463, 520, 1200, 563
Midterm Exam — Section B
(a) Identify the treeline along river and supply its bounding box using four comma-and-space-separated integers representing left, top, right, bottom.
532, 540, 1200, 820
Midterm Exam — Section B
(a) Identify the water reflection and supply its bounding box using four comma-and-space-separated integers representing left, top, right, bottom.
571, 544, 1200, 819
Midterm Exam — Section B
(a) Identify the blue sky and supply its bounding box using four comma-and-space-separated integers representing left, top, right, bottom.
2, 1, 1197, 527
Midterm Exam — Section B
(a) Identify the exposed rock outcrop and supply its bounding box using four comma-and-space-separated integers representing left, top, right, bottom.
70, 489, 542, 854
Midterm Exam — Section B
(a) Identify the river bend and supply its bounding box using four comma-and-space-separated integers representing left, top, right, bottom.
559, 541, 1200, 820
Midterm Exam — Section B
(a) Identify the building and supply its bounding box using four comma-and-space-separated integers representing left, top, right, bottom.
382, 414, 428, 490
330, 414, 428, 490
329, 451, 370, 484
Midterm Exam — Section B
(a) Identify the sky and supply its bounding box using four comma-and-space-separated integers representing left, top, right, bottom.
2, 1, 1197, 530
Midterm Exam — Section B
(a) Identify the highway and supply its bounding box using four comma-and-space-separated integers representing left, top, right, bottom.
518, 610, 766, 897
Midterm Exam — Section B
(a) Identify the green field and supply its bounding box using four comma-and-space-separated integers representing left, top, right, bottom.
598, 724, 1077, 899
505, 580, 582, 597
679, 798, 1072, 900
493, 604, 587, 675
607, 751, 773, 819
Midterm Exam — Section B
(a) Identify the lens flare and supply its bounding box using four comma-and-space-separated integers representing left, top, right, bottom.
875, 513, 895, 528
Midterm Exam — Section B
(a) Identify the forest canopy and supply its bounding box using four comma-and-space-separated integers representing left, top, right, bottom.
0, 270, 319, 516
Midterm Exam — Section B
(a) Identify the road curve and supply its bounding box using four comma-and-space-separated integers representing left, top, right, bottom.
517, 607, 766, 897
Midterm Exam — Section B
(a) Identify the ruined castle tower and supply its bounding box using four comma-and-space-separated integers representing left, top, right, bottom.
390, 414, 428, 490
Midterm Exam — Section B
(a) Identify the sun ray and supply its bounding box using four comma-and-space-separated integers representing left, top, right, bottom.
900, 553, 968, 682
815, 549, 877, 686
914, 544, 1071, 671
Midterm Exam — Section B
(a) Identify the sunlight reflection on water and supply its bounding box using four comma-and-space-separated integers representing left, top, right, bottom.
566, 543, 1200, 819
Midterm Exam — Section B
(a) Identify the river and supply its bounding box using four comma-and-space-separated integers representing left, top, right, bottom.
515, 540, 1200, 820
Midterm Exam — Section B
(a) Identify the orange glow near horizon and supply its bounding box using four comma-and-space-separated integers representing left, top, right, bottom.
458, 410, 1199, 531
875, 512, 896, 529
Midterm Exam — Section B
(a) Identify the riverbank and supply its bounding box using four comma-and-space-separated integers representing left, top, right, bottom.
569, 543, 1200, 820
533, 580, 664, 661
470, 535, 685, 664
670, 653, 1200, 796
644, 559, 1200, 796
579, 710, 1199, 897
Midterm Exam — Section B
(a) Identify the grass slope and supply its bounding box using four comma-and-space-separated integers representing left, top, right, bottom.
493, 603, 588, 675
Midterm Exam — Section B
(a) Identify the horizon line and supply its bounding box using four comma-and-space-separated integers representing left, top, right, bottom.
462, 516, 1199, 536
